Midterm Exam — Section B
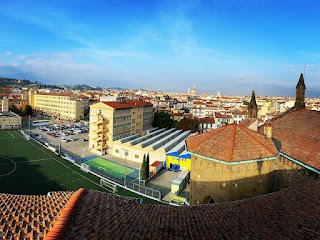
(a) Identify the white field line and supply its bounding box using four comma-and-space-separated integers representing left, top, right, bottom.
6, 131, 15, 138
13, 131, 112, 192
0, 157, 17, 177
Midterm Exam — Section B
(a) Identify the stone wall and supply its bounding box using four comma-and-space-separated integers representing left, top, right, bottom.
190, 154, 319, 205
190, 155, 275, 205
275, 155, 318, 190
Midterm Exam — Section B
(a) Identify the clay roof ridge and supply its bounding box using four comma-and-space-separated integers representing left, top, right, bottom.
188, 122, 227, 142
44, 188, 86, 240
269, 107, 298, 123
238, 125, 277, 156
227, 124, 236, 161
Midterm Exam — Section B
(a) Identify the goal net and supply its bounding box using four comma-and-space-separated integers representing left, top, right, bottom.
81, 163, 90, 172
98, 167, 108, 173
100, 179, 117, 193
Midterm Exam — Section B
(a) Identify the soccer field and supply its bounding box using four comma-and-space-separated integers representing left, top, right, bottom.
0, 130, 160, 204
86, 157, 134, 178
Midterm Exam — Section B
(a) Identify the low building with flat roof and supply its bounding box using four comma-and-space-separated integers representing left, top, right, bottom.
0, 111, 21, 130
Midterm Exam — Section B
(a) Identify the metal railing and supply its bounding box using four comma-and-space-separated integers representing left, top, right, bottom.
126, 181, 161, 200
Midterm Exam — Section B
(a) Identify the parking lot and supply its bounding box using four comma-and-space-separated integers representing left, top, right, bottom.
31, 123, 89, 159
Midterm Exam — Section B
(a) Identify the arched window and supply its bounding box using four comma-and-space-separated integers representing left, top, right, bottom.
203, 195, 215, 204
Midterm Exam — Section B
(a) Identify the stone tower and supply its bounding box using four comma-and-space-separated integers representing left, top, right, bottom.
294, 73, 306, 110
248, 90, 258, 118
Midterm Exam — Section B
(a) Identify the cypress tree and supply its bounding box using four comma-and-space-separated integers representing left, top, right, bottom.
146, 153, 150, 179
140, 154, 147, 180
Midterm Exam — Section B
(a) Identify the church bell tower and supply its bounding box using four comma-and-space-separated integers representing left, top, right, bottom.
294, 73, 306, 110
248, 90, 258, 118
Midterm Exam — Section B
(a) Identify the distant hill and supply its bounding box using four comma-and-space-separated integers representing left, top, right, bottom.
0, 78, 98, 90
0, 77, 33, 87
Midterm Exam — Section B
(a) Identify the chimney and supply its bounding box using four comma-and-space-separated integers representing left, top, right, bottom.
264, 121, 272, 139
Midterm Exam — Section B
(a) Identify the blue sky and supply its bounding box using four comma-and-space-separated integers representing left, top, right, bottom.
0, 0, 320, 96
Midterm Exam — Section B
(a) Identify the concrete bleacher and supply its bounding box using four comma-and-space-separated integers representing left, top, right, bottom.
159, 130, 191, 153
166, 140, 187, 157
138, 129, 176, 149
129, 128, 166, 146
119, 134, 140, 144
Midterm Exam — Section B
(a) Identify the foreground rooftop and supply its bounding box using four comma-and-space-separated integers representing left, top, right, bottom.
0, 180, 319, 239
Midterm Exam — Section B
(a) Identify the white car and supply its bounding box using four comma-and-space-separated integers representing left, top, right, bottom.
68, 138, 75, 141
61, 138, 70, 142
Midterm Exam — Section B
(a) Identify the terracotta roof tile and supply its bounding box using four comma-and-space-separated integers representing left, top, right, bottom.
103, 100, 152, 109
259, 109, 320, 170
64, 180, 320, 239
197, 117, 215, 124
37, 92, 73, 97
0, 191, 76, 239
171, 112, 184, 117
239, 118, 257, 127
187, 124, 277, 162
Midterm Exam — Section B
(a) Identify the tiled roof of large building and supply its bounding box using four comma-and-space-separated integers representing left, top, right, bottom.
259, 109, 320, 170
103, 100, 153, 109
0, 181, 319, 239
63, 181, 319, 239
239, 118, 257, 127
0, 190, 77, 239
36, 92, 73, 97
197, 117, 215, 124
187, 124, 277, 162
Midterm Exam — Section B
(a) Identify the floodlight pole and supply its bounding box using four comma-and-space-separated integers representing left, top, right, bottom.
59, 138, 61, 155
122, 148, 129, 186
28, 115, 31, 136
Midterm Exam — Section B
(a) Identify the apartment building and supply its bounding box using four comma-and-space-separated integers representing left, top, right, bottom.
28, 90, 84, 121
8, 99, 28, 110
89, 100, 153, 155
0, 98, 9, 111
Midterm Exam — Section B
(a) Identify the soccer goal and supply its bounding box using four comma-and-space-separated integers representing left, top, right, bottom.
98, 167, 108, 173
81, 163, 90, 172
100, 179, 117, 193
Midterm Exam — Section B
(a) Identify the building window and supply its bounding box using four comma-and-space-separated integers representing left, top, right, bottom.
135, 154, 139, 159
115, 149, 119, 153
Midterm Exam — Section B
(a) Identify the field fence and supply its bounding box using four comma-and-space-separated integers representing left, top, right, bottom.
126, 181, 161, 200
26, 134, 162, 202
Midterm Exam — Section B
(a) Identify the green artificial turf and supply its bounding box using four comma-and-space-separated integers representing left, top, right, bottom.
87, 157, 134, 178
0, 130, 162, 204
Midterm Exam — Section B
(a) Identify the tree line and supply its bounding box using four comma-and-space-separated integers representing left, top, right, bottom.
152, 112, 199, 133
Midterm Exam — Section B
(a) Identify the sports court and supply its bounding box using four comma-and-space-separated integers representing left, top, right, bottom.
81, 155, 140, 182
0, 130, 159, 204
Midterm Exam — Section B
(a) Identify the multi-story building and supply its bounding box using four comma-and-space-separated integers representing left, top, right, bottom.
77, 95, 90, 116
9, 99, 28, 110
28, 90, 84, 121
0, 97, 9, 111
89, 100, 153, 155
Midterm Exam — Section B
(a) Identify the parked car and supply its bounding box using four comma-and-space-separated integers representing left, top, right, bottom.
68, 138, 75, 141
61, 138, 70, 142
79, 138, 87, 142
